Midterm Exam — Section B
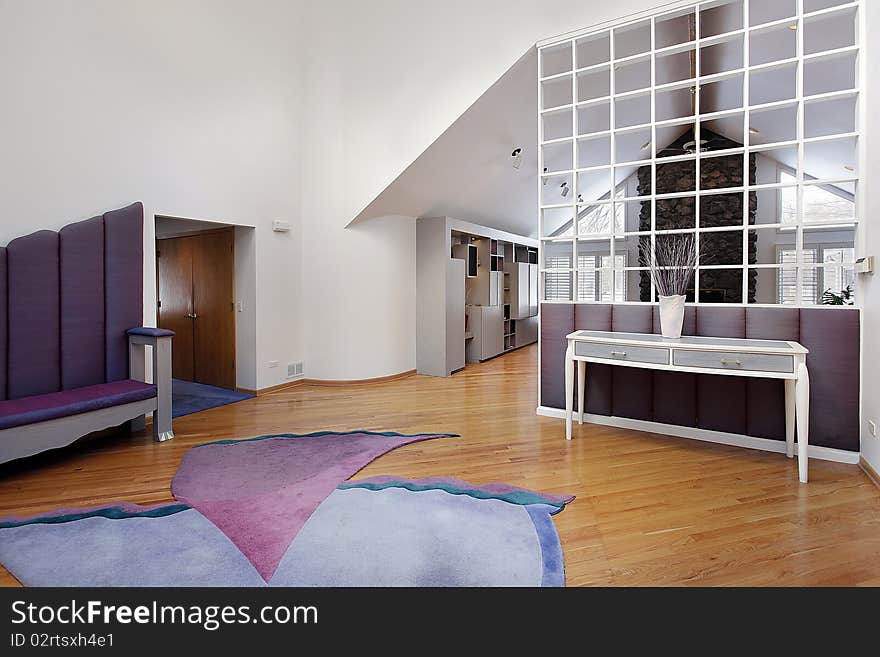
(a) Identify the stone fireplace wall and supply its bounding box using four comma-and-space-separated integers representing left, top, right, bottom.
637, 130, 757, 302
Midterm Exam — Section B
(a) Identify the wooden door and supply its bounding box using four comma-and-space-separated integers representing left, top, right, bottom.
157, 228, 236, 389
157, 237, 195, 381
192, 229, 235, 389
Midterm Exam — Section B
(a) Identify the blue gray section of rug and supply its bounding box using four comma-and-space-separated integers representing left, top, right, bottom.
0, 431, 574, 587
171, 379, 253, 418
0, 481, 568, 587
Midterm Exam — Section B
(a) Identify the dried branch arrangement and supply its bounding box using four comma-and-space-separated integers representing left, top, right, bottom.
639, 234, 697, 297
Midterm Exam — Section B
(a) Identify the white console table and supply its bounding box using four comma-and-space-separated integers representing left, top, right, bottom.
564, 330, 811, 483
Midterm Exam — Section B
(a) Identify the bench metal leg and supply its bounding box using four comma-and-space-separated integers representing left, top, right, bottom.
151, 336, 174, 442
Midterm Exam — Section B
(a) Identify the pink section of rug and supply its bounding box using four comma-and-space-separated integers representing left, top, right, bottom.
171, 431, 455, 581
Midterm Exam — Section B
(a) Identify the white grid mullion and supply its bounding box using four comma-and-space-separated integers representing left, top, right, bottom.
649, 14, 657, 303
742, 0, 750, 304
795, 0, 806, 305
606, 25, 617, 302
536, 0, 861, 307
571, 39, 578, 300
693, 5, 701, 304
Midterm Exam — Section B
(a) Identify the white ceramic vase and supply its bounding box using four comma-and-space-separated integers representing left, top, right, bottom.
659, 295, 686, 339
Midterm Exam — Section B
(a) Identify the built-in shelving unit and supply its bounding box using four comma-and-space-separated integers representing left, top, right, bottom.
415, 216, 539, 377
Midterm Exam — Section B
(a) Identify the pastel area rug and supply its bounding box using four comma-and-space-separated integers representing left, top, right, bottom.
0, 431, 574, 587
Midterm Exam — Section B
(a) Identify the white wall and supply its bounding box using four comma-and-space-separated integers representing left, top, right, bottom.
12, 0, 871, 402
298, 0, 672, 380
860, 0, 880, 473
0, 0, 304, 390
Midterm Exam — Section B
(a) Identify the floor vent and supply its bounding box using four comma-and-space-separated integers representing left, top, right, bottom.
287, 361, 304, 378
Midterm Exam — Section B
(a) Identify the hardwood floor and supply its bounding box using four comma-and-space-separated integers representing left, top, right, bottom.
2, 344, 879, 587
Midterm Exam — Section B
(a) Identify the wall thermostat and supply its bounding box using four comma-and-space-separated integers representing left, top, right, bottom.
855, 256, 874, 275
272, 220, 290, 233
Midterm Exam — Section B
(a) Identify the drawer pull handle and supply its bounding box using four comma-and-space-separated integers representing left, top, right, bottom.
721, 358, 743, 366
611, 351, 627, 358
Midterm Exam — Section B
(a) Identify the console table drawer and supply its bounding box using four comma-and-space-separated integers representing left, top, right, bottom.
673, 349, 794, 373
574, 341, 669, 365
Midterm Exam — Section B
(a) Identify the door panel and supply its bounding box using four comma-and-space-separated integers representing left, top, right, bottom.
193, 229, 235, 389
157, 237, 195, 381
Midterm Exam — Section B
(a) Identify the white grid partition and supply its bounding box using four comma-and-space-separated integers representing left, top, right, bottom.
537, 0, 861, 307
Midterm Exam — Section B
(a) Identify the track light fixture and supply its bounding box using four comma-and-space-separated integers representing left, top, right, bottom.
542, 167, 549, 185
560, 182, 569, 198
511, 147, 523, 169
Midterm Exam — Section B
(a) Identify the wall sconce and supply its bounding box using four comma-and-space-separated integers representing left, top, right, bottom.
511, 148, 523, 169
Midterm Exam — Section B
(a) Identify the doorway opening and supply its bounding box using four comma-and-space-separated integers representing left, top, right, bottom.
155, 216, 257, 407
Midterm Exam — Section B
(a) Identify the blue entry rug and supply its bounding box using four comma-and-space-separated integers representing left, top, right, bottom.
171, 379, 253, 418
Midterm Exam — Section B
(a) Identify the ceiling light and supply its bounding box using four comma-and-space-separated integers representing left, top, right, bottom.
640, 141, 652, 151
844, 165, 855, 172
560, 182, 570, 198
542, 167, 549, 185
788, 24, 798, 30
577, 194, 584, 203
511, 147, 523, 169
748, 127, 760, 135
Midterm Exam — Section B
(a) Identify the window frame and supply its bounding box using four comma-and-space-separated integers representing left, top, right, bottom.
537, 0, 862, 308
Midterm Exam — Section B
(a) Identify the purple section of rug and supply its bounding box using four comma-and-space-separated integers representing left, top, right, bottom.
171, 432, 453, 581
350, 475, 575, 506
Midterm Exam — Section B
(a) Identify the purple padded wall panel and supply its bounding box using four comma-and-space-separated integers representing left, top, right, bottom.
60, 217, 105, 390
695, 307, 746, 435
652, 305, 697, 426
574, 304, 612, 415
652, 371, 697, 426
0, 248, 6, 400
799, 308, 860, 451
611, 305, 654, 420
696, 306, 745, 337
745, 307, 800, 440
6, 231, 61, 399
540, 304, 574, 410
104, 202, 144, 382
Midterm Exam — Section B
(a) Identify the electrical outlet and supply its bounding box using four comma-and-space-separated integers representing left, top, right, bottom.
869, 420, 877, 438
268, 360, 279, 368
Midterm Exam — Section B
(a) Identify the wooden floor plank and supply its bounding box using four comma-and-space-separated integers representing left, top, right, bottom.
1, 344, 878, 587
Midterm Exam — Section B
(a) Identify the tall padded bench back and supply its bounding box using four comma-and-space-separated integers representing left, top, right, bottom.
6, 231, 61, 399
104, 202, 144, 382
60, 216, 105, 389
0, 248, 6, 400
0, 202, 144, 400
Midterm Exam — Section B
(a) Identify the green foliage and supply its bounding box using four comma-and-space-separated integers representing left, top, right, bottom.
821, 284, 854, 305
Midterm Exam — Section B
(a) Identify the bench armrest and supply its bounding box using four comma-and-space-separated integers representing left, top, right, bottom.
128, 327, 174, 442
127, 327, 175, 338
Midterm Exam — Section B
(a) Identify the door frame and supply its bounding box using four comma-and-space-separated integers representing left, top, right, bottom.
156, 225, 237, 388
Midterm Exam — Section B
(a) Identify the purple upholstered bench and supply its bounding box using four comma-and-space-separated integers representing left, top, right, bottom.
0, 203, 174, 464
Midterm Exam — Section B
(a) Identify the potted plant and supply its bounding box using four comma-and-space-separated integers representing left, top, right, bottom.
821, 284, 855, 306
641, 234, 696, 339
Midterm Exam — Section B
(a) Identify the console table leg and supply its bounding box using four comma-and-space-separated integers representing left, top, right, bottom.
565, 343, 574, 440
784, 379, 795, 458
577, 361, 585, 425
795, 363, 810, 483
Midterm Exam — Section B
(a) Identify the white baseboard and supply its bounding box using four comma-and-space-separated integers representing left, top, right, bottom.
536, 406, 860, 465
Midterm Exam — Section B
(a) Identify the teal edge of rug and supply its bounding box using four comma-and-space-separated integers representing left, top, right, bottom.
195, 430, 460, 448
338, 480, 570, 512
0, 504, 191, 529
